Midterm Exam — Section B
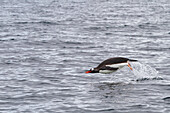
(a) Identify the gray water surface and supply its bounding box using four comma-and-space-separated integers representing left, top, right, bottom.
0, 0, 170, 112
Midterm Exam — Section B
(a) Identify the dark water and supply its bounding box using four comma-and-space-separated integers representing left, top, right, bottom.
0, 0, 170, 112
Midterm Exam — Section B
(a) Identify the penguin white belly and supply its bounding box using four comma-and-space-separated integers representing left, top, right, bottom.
99, 70, 117, 74
106, 62, 128, 68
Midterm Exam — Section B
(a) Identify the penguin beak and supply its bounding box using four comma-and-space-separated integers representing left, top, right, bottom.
128, 63, 133, 70
85, 71, 92, 73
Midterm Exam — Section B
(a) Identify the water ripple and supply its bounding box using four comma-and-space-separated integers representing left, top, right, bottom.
0, 0, 170, 112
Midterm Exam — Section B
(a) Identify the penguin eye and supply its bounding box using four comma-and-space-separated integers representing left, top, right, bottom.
90, 68, 94, 71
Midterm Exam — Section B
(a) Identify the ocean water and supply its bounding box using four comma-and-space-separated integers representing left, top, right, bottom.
0, 0, 170, 112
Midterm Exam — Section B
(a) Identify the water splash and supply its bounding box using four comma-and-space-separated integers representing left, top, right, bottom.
130, 62, 162, 81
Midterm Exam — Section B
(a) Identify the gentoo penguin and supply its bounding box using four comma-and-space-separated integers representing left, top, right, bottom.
86, 57, 137, 74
